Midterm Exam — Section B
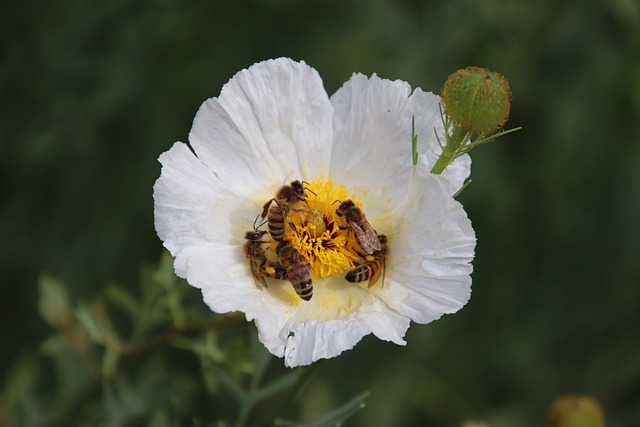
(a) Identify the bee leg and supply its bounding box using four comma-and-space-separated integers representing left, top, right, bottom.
253, 214, 268, 230
261, 198, 275, 218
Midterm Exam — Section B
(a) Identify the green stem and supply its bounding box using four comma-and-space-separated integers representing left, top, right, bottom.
430, 146, 455, 175
235, 401, 252, 427
431, 124, 468, 174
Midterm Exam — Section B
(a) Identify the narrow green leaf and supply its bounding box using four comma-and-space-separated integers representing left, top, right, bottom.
39, 334, 69, 355
103, 347, 121, 379
255, 362, 324, 427
453, 180, 472, 199
249, 328, 273, 390
253, 371, 300, 403
276, 390, 370, 427
411, 115, 418, 166
463, 126, 522, 152
207, 363, 246, 403
104, 284, 140, 318
75, 304, 106, 344
38, 275, 71, 327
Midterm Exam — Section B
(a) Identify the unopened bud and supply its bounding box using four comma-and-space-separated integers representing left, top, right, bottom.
546, 396, 605, 427
441, 66, 512, 135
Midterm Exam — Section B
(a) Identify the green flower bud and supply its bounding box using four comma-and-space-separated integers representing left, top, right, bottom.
441, 66, 512, 135
546, 396, 605, 427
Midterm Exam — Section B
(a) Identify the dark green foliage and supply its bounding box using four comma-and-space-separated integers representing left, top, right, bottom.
1, 0, 639, 425
4, 255, 356, 426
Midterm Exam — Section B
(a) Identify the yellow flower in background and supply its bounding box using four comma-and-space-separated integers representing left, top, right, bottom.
154, 58, 475, 367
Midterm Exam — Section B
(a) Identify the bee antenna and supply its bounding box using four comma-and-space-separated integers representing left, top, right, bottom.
332, 199, 342, 206
301, 181, 317, 197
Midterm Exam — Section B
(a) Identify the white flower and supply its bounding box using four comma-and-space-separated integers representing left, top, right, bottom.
154, 58, 475, 367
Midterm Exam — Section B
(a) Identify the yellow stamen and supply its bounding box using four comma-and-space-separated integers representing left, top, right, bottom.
281, 179, 362, 279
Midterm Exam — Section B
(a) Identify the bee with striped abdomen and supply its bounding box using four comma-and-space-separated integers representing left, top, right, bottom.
261, 181, 313, 242
345, 234, 387, 288
335, 199, 381, 254
276, 240, 313, 301
244, 228, 288, 290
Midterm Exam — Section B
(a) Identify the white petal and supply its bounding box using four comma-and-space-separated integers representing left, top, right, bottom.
154, 142, 227, 254
330, 74, 415, 212
154, 141, 285, 315
188, 58, 333, 196
282, 309, 409, 368
329, 74, 471, 216
376, 170, 475, 324
249, 276, 410, 367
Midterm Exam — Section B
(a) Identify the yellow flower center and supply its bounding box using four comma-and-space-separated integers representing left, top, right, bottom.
275, 178, 363, 279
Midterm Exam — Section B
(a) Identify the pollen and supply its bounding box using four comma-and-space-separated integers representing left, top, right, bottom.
281, 179, 361, 279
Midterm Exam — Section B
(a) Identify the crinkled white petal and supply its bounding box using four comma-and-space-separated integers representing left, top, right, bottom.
330, 73, 471, 214
154, 142, 229, 255
374, 170, 475, 324
155, 141, 304, 317
250, 275, 410, 367
188, 58, 334, 200
282, 310, 409, 368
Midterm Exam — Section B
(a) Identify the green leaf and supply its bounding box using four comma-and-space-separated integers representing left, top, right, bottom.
206, 363, 246, 403
103, 347, 121, 379
103, 284, 140, 319
249, 327, 273, 390
275, 390, 370, 427
411, 115, 418, 166
38, 275, 71, 327
453, 180, 472, 199
75, 304, 106, 344
39, 334, 70, 355
253, 371, 300, 403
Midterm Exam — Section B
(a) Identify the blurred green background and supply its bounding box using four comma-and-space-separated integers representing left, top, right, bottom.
2, 0, 639, 425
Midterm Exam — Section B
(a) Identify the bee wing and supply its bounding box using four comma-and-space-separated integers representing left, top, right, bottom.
250, 260, 269, 290
380, 252, 386, 288
366, 264, 381, 288
349, 219, 381, 254
368, 252, 386, 288
293, 250, 312, 271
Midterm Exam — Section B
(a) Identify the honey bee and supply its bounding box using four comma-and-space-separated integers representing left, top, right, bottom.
345, 234, 387, 288
261, 181, 313, 242
335, 199, 381, 254
244, 228, 288, 290
276, 240, 313, 301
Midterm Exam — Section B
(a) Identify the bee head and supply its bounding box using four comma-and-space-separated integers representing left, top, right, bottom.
291, 181, 305, 197
279, 184, 305, 203
245, 230, 267, 241
334, 199, 355, 216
